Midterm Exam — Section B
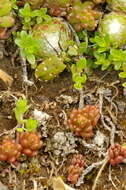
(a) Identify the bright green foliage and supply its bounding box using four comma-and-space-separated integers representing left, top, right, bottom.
90, 34, 111, 53
14, 98, 38, 132
14, 98, 29, 124
71, 58, 87, 89
35, 56, 66, 80
90, 33, 126, 86
25, 118, 38, 132
11, 0, 18, 10
67, 40, 79, 56
99, 12, 126, 47
19, 3, 51, 29
15, 31, 41, 68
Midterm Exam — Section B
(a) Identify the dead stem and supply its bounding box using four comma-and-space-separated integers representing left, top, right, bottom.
22, 180, 26, 190
0, 125, 18, 137
98, 89, 111, 131
76, 157, 107, 186
78, 139, 106, 156
92, 155, 109, 190
109, 165, 118, 190
0, 69, 13, 86
105, 116, 116, 146
79, 88, 84, 109
32, 179, 38, 190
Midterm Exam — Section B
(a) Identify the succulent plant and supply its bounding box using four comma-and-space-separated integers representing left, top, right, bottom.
19, 132, 43, 157
68, 105, 100, 138
67, 154, 85, 184
0, 0, 12, 17
27, 0, 44, 8
32, 17, 73, 58
107, 0, 126, 13
67, 0, 102, 31
0, 136, 22, 164
108, 144, 126, 166
43, 0, 73, 17
93, 0, 105, 3
0, 15, 15, 28
0, 0, 15, 38
35, 56, 66, 80
98, 12, 126, 47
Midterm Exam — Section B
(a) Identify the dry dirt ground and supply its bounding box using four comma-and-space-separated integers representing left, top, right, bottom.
0, 56, 126, 190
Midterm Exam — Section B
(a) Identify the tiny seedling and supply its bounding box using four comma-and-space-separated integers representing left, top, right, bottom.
14, 98, 38, 132
19, 3, 51, 29
71, 57, 87, 90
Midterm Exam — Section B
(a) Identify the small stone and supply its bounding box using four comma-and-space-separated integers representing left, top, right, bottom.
33, 109, 51, 125
94, 131, 106, 147
0, 182, 8, 190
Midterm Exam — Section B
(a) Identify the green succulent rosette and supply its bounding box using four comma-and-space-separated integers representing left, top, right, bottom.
32, 17, 73, 58
99, 12, 126, 47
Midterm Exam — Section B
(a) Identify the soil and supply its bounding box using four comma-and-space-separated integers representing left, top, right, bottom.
0, 56, 126, 190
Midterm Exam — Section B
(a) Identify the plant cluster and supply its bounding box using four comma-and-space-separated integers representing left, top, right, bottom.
0, 132, 42, 163
0, 98, 43, 164
108, 144, 126, 166
0, 0, 15, 39
67, 154, 85, 184
67, 0, 102, 32
68, 105, 100, 138
1, 0, 126, 90
43, 0, 72, 17
14, 97, 38, 132
19, 132, 43, 157
0, 136, 22, 164
90, 32, 126, 88
9, 0, 126, 88
19, 3, 51, 30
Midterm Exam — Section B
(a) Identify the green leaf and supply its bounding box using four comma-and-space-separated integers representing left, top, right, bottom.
90, 34, 110, 50
26, 54, 36, 68
81, 74, 87, 83
122, 82, 126, 87
14, 98, 29, 123
25, 118, 38, 132
119, 72, 126, 78
15, 31, 41, 67
74, 83, 82, 89
17, 128, 24, 132
110, 49, 126, 62
113, 62, 122, 70
19, 3, 32, 18
67, 46, 78, 56
78, 42, 87, 54
101, 60, 111, 70
122, 62, 126, 71
77, 58, 87, 70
